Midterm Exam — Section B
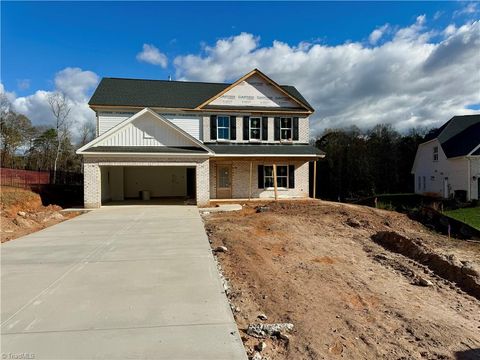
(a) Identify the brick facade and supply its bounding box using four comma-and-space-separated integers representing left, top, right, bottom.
210, 159, 310, 199
83, 156, 210, 208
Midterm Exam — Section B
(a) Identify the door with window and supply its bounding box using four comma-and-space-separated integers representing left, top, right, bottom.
217, 165, 232, 199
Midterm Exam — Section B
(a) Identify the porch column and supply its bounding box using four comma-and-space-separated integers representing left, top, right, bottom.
84, 162, 101, 208
196, 159, 210, 206
273, 163, 278, 201
313, 160, 317, 199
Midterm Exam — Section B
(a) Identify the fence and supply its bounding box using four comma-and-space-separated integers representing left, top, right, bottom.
1, 168, 50, 188
1, 168, 83, 188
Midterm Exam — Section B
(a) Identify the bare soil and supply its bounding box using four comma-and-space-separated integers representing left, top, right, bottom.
203, 200, 480, 360
1, 186, 79, 243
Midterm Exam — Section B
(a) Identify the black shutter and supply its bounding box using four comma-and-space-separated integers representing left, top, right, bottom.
230, 116, 236, 140
274, 117, 280, 141
262, 117, 268, 141
258, 165, 264, 189
293, 117, 299, 141
243, 116, 249, 140
288, 165, 295, 188
210, 115, 217, 140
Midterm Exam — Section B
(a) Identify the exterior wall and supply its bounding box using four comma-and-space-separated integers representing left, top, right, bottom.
412, 139, 470, 198
203, 115, 310, 144
83, 156, 210, 208
210, 159, 310, 200
97, 112, 195, 147
469, 157, 480, 200
97, 110, 202, 140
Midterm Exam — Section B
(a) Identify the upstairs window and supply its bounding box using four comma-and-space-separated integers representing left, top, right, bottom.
250, 117, 261, 140
433, 146, 438, 161
280, 117, 292, 140
217, 116, 230, 140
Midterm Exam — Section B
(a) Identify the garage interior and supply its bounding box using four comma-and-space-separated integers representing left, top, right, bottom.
100, 166, 196, 205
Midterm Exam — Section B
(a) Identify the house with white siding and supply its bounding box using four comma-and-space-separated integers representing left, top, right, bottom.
77, 69, 324, 207
411, 115, 480, 201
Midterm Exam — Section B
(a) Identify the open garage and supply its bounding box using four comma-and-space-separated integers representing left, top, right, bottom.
100, 165, 196, 204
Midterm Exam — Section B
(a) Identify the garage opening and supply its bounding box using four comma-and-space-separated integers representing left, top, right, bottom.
100, 166, 196, 205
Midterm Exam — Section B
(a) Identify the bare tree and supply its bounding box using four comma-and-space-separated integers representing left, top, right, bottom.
79, 121, 96, 147
47, 92, 71, 183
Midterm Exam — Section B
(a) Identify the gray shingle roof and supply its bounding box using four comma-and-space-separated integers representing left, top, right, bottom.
207, 144, 324, 156
89, 78, 313, 111
87, 146, 208, 154
427, 115, 480, 158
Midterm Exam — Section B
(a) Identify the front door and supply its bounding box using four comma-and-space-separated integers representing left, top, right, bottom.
217, 165, 232, 199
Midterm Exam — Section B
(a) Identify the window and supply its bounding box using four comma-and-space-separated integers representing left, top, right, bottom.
250, 117, 261, 140
264, 165, 288, 188
423, 176, 426, 191
217, 116, 230, 140
280, 117, 292, 140
418, 176, 421, 190
433, 146, 438, 161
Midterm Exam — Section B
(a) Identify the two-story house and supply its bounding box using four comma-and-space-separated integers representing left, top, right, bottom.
411, 114, 480, 201
77, 69, 324, 207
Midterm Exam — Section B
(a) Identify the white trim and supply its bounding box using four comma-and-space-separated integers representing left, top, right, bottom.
249, 116, 262, 141
468, 143, 480, 156
82, 152, 210, 158
77, 108, 212, 154
217, 115, 231, 141
211, 153, 324, 158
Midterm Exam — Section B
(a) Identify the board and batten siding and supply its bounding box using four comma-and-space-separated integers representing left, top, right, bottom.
96, 112, 195, 147
97, 111, 203, 140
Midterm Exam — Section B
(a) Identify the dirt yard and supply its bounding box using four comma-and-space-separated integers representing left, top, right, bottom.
1, 186, 80, 243
203, 200, 480, 360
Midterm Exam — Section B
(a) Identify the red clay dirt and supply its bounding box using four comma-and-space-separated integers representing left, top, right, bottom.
1, 186, 79, 243
203, 200, 480, 360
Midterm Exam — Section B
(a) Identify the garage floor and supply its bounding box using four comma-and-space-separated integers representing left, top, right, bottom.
1, 206, 247, 359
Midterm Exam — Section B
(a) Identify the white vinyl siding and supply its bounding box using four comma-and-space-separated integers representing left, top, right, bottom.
98, 111, 202, 140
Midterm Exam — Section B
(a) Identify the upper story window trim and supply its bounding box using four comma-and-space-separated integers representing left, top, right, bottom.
280, 117, 293, 141
217, 115, 230, 140
433, 146, 439, 162
249, 117, 262, 141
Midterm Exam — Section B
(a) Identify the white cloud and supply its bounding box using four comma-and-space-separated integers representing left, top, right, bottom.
16, 79, 30, 90
1, 67, 99, 139
454, 2, 479, 17
443, 24, 457, 36
136, 44, 168, 68
369, 24, 389, 45
174, 19, 480, 135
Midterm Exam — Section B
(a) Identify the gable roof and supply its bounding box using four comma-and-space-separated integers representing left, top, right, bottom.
89, 70, 313, 112
77, 108, 212, 154
423, 114, 480, 158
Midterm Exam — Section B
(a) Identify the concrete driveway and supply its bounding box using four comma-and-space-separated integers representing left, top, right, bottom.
1, 205, 247, 359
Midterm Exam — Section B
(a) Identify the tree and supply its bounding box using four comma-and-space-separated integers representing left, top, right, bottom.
0, 94, 35, 167
78, 121, 95, 147
47, 92, 71, 183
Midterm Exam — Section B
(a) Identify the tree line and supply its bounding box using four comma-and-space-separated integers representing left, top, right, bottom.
314, 124, 435, 200
0, 93, 95, 180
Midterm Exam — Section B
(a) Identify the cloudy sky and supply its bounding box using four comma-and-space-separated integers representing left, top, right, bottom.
2, 1, 479, 137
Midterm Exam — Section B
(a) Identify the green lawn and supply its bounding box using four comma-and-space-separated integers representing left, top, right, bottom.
444, 207, 480, 230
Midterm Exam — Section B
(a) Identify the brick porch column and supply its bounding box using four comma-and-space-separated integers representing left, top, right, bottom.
84, 162, 101, 208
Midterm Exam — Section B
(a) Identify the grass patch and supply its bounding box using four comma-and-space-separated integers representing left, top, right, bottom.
444, 207, 480, 231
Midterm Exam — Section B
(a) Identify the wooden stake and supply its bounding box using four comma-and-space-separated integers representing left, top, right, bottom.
273, 163, 278, 201
249, 161, 253, 200
313, 160, 317, 199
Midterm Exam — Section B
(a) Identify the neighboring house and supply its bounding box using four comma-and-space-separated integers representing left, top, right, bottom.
411, 114, 480, 201
77, 69, 324, 208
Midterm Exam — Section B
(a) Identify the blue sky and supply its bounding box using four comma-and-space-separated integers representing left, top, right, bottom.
1, 1, 479, 135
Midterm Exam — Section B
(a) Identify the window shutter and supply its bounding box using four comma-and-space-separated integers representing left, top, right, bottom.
288, 165, 295, 188
230, 116, 236, 140
262, 117, 268, 141
293, 117, 299, 140
243, 116, 249, 140
210, 115, 217, 140
274, 117, 280, 141
258, 165, 264, 189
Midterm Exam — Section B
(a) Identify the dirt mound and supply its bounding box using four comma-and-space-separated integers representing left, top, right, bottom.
203, 200, 480, 360
1, 186, 78, 243
372, 231, 480, 299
